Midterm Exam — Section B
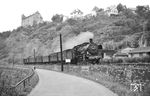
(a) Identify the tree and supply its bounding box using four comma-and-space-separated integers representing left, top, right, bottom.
129, 38, 139, 48
135, 5, 150, 19
66, 18, 77, 25
134, 6, 150, 47
117, 3, 126, 13
122, 8, 135, 18
71, 9, 83, 15
92, 6, 99, 12
143, 20, 150, 31
142, 20, 150, 46
70, 9, 83, 18
143, 83, 150, 96
0, 31, 11, 39
51, 14, 63, 23
92, 6, 104, 13
92, 6, 104, 16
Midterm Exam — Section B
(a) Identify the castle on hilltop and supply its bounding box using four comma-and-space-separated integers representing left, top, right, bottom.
21, 11, 43, 27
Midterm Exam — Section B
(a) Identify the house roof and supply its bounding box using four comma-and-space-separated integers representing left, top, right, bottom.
114, 52, 128, 56
121, 47, 134, 53
101, 50, 117, 53
129, 47, 150, 53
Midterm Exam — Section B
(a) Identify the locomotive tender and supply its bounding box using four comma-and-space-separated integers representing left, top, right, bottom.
23, 39, 103, 65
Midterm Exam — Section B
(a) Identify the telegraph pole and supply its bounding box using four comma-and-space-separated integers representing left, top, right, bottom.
34, 49, 36, 63
60, 34, 64, 71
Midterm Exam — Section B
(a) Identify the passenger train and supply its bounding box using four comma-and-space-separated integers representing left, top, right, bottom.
23, 39, 103, 65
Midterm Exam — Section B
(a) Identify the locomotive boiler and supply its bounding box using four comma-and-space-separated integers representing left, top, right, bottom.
72, 39, 103, 64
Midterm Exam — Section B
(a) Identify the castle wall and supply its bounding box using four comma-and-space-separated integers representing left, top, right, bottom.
22, 12, 43, 27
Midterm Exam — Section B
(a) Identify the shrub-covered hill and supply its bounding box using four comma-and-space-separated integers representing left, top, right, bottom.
0, 10, 145, 64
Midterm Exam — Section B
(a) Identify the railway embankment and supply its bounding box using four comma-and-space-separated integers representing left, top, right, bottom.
0, 65, 39, 96
24, 64, 150, 96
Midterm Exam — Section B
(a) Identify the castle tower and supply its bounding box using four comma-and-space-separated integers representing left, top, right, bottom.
22, 14, 26, 20
21, 14, 26, 26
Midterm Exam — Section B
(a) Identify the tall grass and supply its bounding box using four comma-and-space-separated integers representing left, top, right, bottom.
0, 66, 38, 96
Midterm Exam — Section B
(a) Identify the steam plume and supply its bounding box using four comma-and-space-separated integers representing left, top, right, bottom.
64, 31, 94, 49
53, 31, 94, 52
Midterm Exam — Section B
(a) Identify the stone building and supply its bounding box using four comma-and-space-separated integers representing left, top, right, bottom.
102, 50, 116, 59
21, 11, 43, 27
106, 5, 118, 16
128, 47, 150, 57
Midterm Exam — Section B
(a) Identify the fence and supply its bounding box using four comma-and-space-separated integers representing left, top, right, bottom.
0, 66, 37, 96
11, 68, 35, 87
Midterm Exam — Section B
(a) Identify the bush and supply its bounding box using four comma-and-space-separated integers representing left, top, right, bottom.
143, 83, 150, 96
124, 57, 139, 63
102, 58, 124, 63
112, 58, 124, 63
124, 56, 150, 63
67, 18, 78, 25
102, 56, 150, 64
141, 56, 150, 63
0, 66, 38, 96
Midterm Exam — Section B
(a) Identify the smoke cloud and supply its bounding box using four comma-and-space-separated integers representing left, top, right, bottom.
53, 31, 94, 52
64, 31, 94, 50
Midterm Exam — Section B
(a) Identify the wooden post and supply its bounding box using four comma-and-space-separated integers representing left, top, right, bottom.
41, 56, 43, 63
23, 80, 25, 88
60, 34, 63, 71
48, 55, 51, 63
28, 78, 30, 85
34, 49, 36, 63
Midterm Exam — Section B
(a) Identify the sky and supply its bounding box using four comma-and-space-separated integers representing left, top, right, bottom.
0, 0, 150, 32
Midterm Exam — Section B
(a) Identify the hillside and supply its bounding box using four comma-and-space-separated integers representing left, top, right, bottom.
0, 9, 145, 64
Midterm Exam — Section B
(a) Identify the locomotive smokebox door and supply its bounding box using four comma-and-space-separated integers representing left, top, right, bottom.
89, 38, 93, 43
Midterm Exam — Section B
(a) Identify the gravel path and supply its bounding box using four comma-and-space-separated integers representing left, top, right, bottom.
28, 69, 118, 96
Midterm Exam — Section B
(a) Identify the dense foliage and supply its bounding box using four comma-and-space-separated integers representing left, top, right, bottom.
51, 14, 63, 23
102, 56, 150, 63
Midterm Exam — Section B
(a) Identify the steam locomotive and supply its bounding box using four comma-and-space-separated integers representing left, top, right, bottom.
23, 39, 103, 65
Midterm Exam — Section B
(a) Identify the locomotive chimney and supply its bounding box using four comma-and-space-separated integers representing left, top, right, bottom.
89, 38, 93, 43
